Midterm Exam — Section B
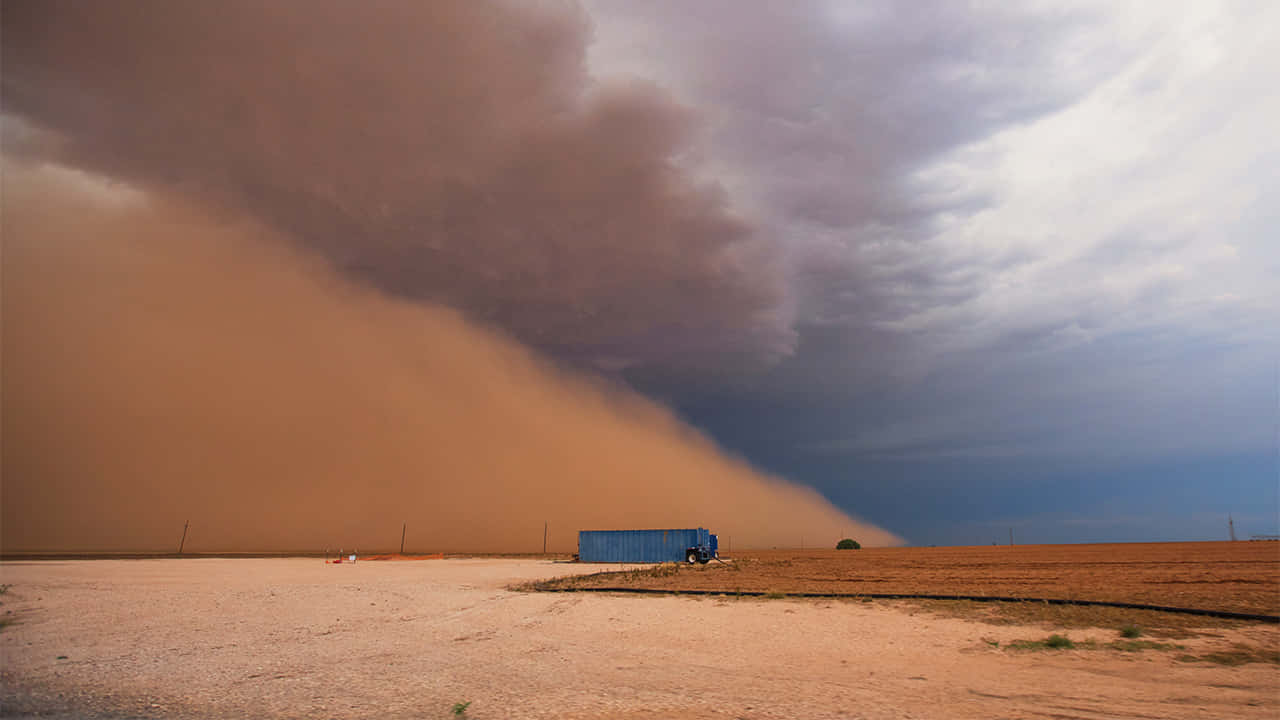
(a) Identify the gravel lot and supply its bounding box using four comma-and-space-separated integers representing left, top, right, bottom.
1, 558, 1276, 719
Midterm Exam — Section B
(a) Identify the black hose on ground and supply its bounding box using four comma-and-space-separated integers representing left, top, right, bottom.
533, 586, 1280, 623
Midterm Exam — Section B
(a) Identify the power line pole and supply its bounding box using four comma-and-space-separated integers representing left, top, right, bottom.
178, 520, 189, 555
400, 523, 407, 554
1229, 514, 1238, 542
543, 521, 548, 554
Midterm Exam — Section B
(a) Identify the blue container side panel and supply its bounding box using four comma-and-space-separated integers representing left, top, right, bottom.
578, 528, 711, 563
710, 534, 718, 556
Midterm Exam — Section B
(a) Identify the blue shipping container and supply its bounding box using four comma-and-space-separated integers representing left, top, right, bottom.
578, 528, 718, 563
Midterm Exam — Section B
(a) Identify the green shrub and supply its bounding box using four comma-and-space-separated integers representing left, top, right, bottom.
1119, 624, 1142, 638
1045, 634, 1074, 649
836, 538, 861, 550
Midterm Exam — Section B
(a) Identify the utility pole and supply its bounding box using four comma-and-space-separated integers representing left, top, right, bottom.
1229, 515, 1238, 542
400, 523, 407, 554
178, 520, 189, 555
543, 521, 548, 554
1009, 528, 1014, 547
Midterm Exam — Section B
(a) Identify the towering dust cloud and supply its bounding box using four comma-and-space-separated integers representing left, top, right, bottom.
1, 0, 794, 373
2, 0, 898, 552
2, 166, 900, 552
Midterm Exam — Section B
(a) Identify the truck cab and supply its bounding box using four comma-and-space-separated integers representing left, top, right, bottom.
685, 533, 718, 564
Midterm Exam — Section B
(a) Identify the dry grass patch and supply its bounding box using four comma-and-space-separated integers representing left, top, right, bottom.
902, 598, 1251, 638
1177, 644, 1280, 666
512, 563, 690, 592
1006, 634, 1085, 651
1003, 635, 1195, 655
1108, 639, 1185, 652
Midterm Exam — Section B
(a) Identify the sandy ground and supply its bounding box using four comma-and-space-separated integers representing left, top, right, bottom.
1, 559, 1276, 720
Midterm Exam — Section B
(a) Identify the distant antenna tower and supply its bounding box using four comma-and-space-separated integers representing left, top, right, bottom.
1229, 514, 1238, 542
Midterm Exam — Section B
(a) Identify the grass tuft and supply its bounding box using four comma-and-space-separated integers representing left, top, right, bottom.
1045, 634, 1074, 649
1119, 624, 1142, 638
1008, 634, 1078, 651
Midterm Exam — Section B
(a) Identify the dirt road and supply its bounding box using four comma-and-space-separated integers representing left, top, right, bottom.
1, 559, 1275, 719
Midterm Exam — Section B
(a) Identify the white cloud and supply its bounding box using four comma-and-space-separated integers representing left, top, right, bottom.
913, 0, 1280, 356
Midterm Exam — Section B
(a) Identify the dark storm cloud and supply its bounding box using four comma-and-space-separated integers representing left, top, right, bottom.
583, 1, 1114, 385
591, 1, 1109, 222
596, 0, 1278, 481
1, 0, 794, 372
587, 2, 1136, 413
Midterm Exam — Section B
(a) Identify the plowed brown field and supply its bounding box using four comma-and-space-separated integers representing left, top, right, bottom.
547, 541, 1280, 615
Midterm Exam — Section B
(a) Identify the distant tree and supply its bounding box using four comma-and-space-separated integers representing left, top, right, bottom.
836, 538, 860, 550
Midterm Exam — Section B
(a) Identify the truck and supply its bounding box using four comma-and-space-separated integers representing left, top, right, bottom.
577, 528, 718, 564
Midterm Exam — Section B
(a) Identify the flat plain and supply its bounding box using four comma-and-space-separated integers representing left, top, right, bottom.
1, 553, 1277, 719
543, 542, 1280, 616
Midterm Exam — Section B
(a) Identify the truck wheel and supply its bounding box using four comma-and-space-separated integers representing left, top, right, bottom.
686, 551, 698, 564
698, 554, 710, 564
